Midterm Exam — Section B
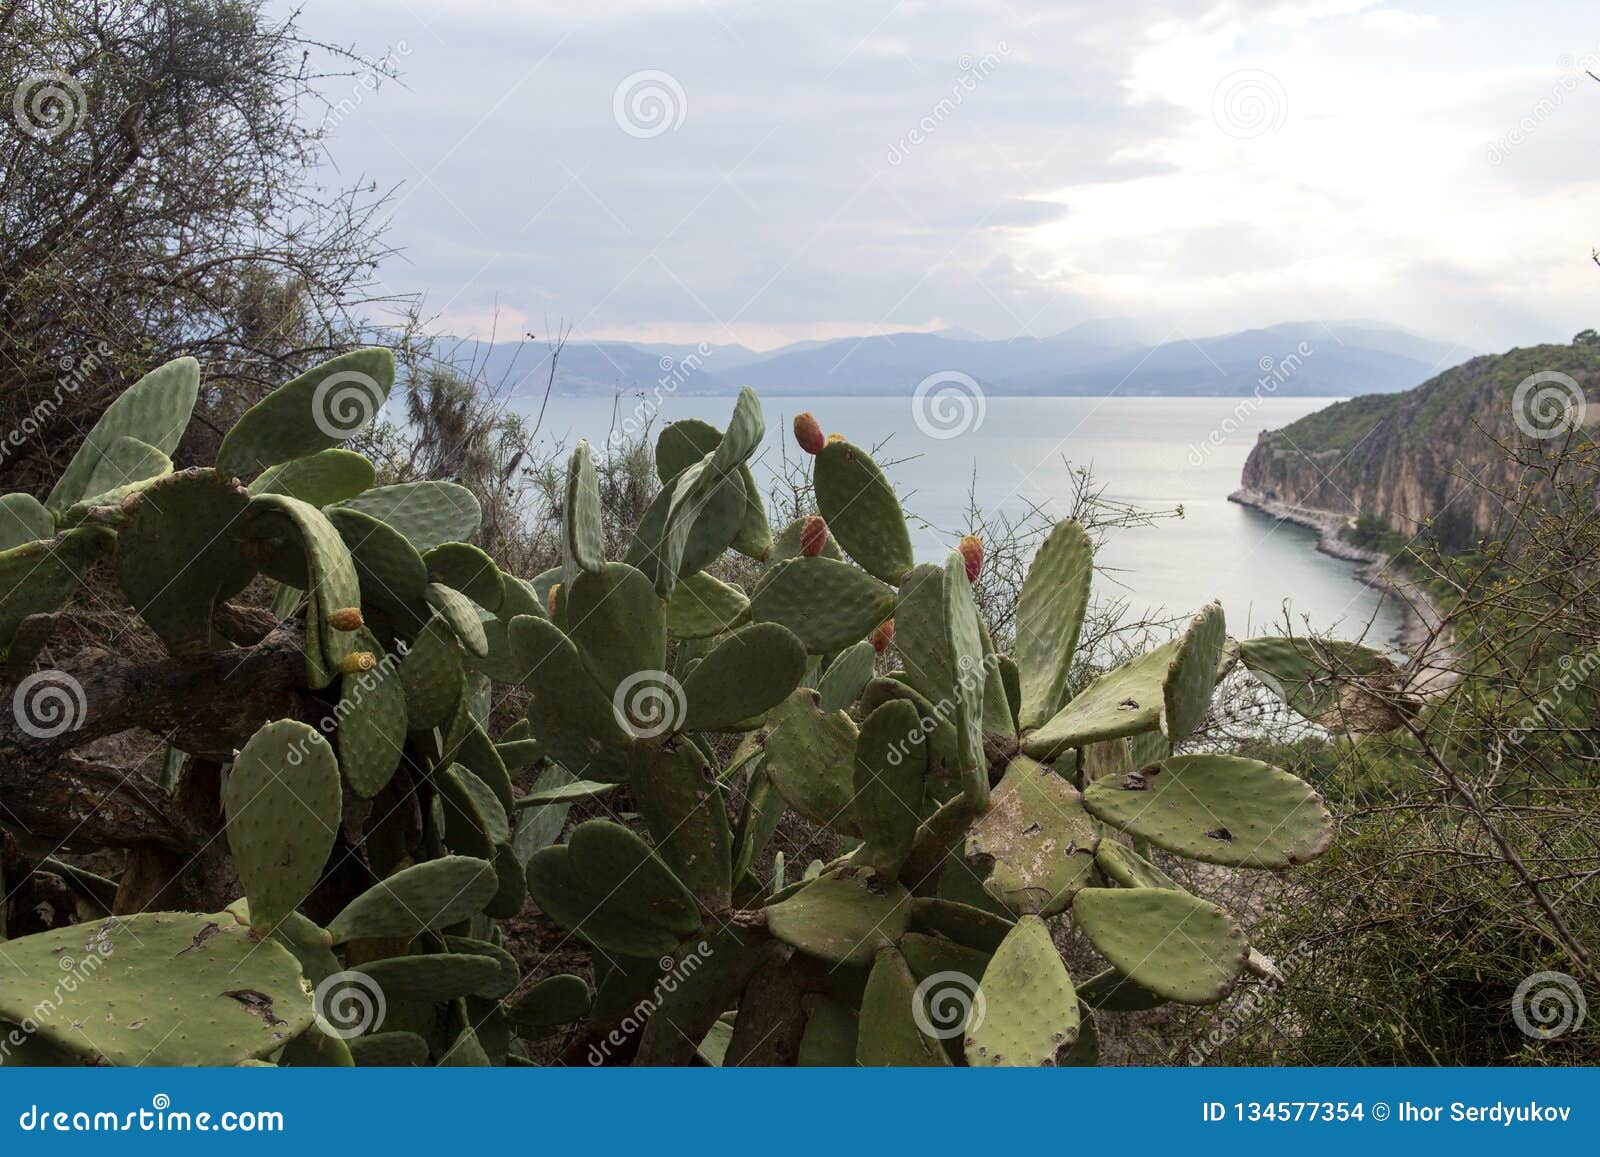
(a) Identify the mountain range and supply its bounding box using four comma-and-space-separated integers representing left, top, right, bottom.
442, 320, 1474, 402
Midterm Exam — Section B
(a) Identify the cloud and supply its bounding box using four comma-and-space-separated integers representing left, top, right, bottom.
305, 0, 1600, 350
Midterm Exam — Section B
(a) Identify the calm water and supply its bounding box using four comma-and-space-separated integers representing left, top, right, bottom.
519, 394, 1407, 646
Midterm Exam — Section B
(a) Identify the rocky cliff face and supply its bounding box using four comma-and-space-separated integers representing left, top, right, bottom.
1234, 343, 1600, 549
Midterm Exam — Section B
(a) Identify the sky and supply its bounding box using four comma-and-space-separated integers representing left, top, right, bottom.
294, 0, 1600, 351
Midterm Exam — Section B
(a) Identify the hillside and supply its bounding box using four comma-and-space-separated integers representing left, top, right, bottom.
1233, 341, 1600, 549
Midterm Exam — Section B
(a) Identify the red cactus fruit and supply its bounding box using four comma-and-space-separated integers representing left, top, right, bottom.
958, 534, 984, 582
871, 619, 895, 654
800, 515, 829, 557
793, 412, 825, 455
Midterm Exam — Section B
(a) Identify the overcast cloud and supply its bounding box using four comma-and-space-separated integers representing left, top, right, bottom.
298, 0, 1600, 350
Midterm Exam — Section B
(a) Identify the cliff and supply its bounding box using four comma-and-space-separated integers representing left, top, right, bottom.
1233, 342, 1600, 550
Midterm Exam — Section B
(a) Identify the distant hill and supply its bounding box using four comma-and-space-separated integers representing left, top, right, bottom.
1234, 341, 1600, 549
442, 320, 1470, 402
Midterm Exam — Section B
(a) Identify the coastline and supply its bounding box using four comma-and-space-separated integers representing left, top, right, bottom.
1228, 487, 1454, 689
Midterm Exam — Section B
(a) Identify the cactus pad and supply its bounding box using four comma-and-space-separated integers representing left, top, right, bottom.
907, 897, 1014, 952
356, 952, 507, 1004
508, 614, 634, 782
424, 541, 505, 611
115, 470, 252, 656
1082, 754, 1334, 868
247, 448, 375, 507
0, 492, 53, 552
1020, 640, 1178, 760
398, 613, 466, 730
964, 914, 1079, 1066
1094, 839, 1180, 890
764, 868, 910, 965
328, 855, 497, 944
336, 638, 408, 797
336, 480, 482, 552
224, 719, 342, 932
524, 821, 702, 955
562, 440, 606, 579
1162, 601, 1226, 743
564, 562, 667, 700
80, 434, 171, 503
964, 756, 1098, 916
818, 639, 877, 712
217, 348, 394, 478
627, 737, 734, 909
663, 570, 749, 638
46, 355, 199, 513
1014, 519, 1093, 729
759, 688, 861, 835
507, 974, 593, 1032
1071, 886, 1247, 1004
682, 621, 807, 731
813, 439, 914, 583
856, 947, 948, 1065
0, 910, 314, 1066
424, 582, 490, 658
750, 556, 896, 654
852, 699, 926, 875
1238, 634, 1410, 733
0, 526, 112, 652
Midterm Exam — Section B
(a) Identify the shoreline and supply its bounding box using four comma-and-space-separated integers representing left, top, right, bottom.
1228, 488, 1454, 689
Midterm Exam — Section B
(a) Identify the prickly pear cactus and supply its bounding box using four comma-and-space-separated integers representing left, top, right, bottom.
0, 359, 1336, 1067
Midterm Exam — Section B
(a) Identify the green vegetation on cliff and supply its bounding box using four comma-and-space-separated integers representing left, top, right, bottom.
1240, 339, 1600, 551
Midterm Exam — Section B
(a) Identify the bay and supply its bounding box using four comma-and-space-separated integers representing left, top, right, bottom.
515, 391, 1407, 646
